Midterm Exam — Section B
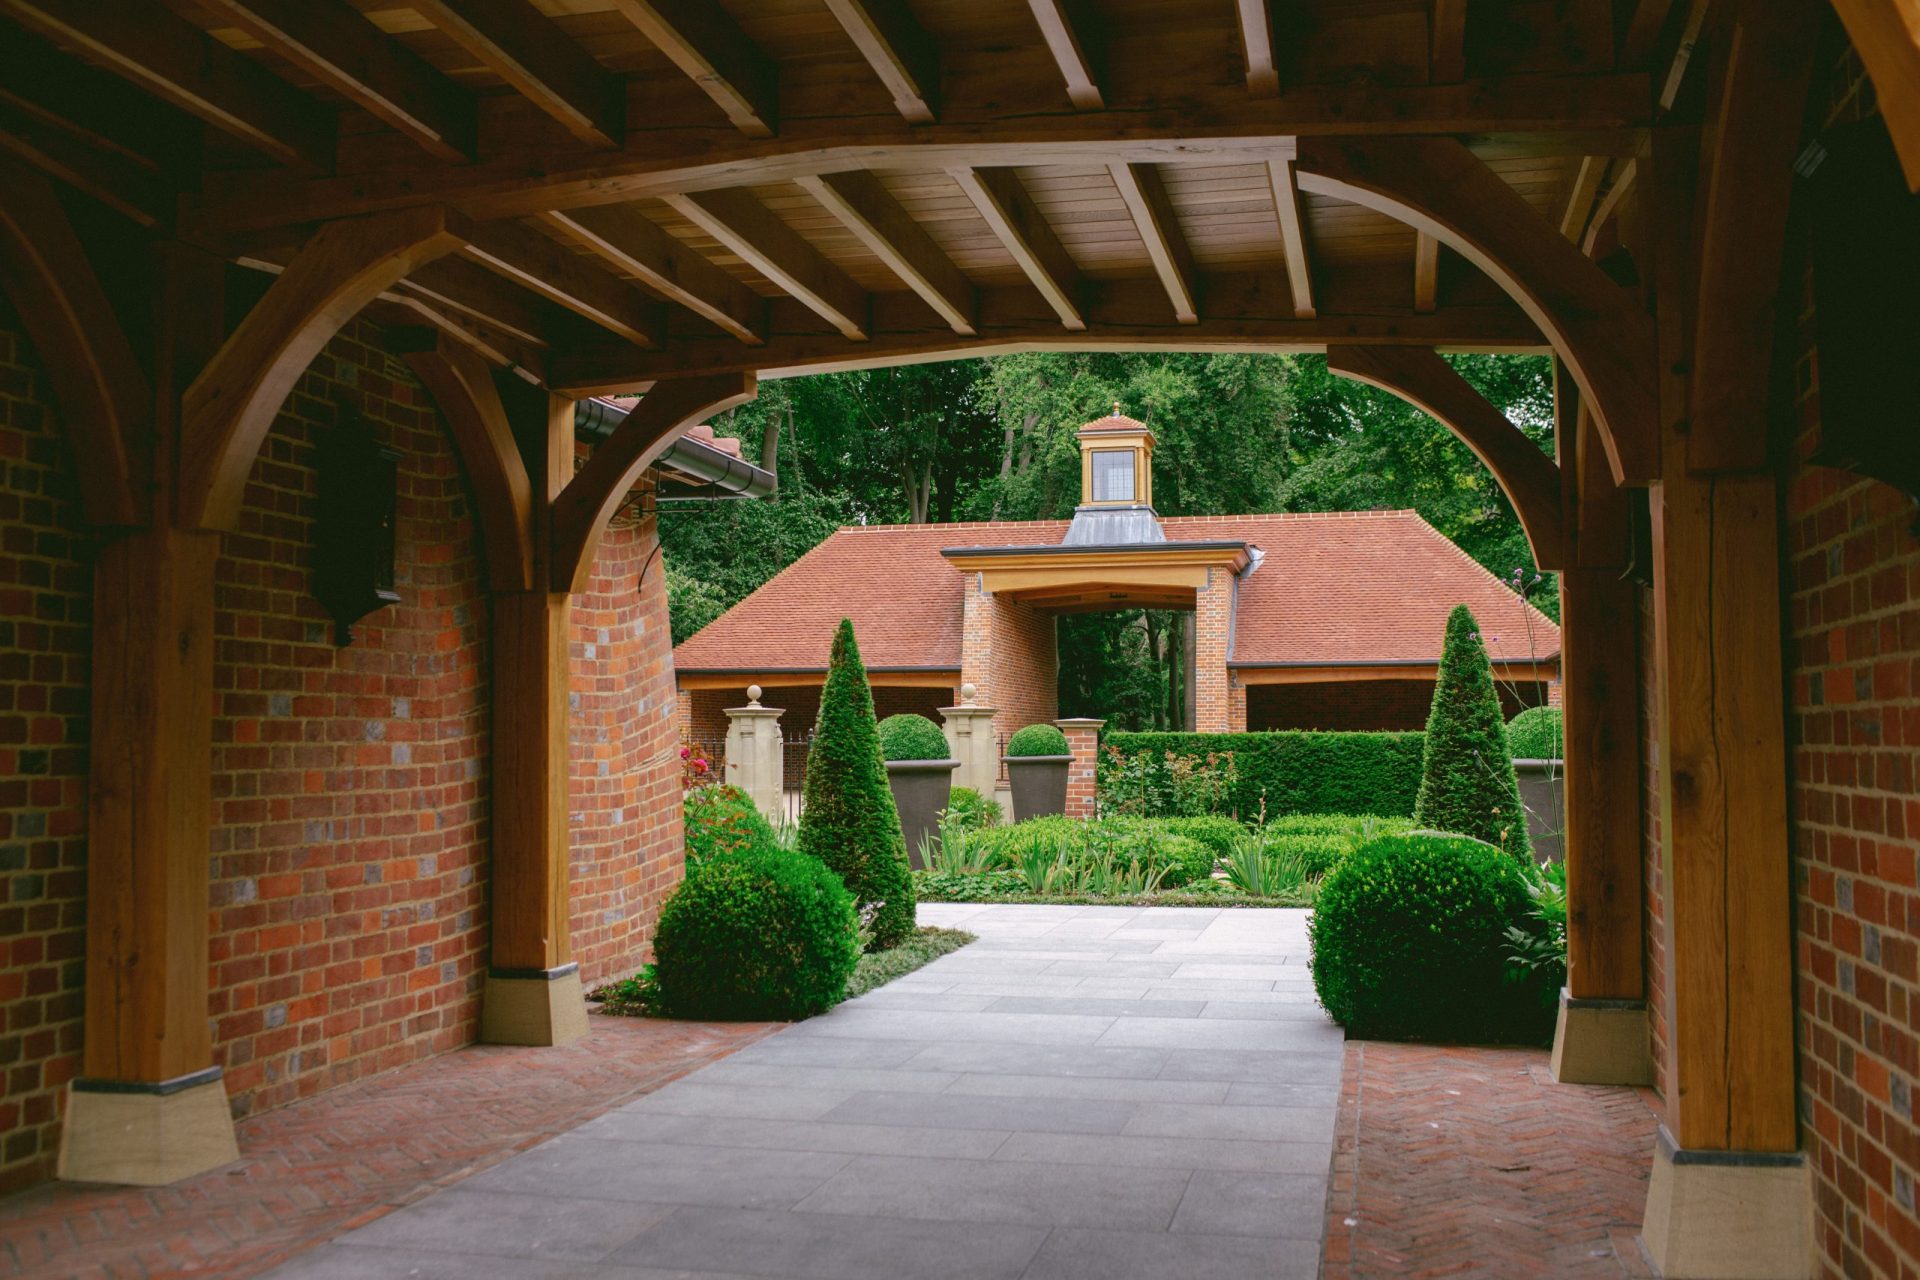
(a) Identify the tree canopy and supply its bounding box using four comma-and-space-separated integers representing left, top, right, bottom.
658, 351, 1557, 726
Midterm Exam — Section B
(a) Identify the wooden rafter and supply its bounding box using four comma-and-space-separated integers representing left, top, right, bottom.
1655, 0, 1712, 111
797, 171, 975, 336
1024, 0, 1104, 110
201, 0, 475, 163
0, 0, 333, 172
402, 256, 551, 349
1620, 0, 1675, 68
538, 205, 765, 346
1560, 154, 1607, 241
462, 219, 665, 349
1236, 0, 1279, 97
1431, 0, 1468, 83
413, 0, 623, 149
1296, 134, 1657, 484
609, 0, 776, 139
663, 189, 869, 341
376, 292, 547, 383
823, 0, 939, 124
550, 373, 758, 593
1413, 231, 1439, 313
0, 156, 148, 525
396, 331, 535, 592
0, 107, 168, 228
1328, 345, 1567, 568
0, 26, 197, 177
549, 269, 1545, 393
950, 166, 1085, 331
183, 70, 1655, 235
1109, 163, 1199, 325
1265, 158, 1314, 319
1581, 159, 1637, 255
179, 205, 472, 530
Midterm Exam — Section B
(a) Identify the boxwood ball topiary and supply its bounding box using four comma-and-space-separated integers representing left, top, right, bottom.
876, 713, 951, 762
1006, 723, 1070, 756
1413, 604, 1532, 859
1505, 705, 1563, 760
797, 620, 917, 949
1309, 833, 1546, 1042
652, 845, 861, 1020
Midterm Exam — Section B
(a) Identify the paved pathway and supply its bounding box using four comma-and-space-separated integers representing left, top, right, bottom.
272, 904, 1341, 1280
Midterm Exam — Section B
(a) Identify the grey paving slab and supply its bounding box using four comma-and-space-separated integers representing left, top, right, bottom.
282, 904, 1342, 1280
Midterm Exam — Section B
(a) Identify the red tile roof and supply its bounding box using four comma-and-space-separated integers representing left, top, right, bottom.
1078, 405, 1151, 434
672, 510, 1559, 673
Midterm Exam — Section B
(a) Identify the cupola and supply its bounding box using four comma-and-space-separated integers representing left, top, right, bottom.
1062, 403, 1165, 546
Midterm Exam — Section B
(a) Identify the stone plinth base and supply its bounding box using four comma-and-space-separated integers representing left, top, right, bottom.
481, 963, 589, 1046
58, 1068, 239, 1185
1640, 1131, 1812, 1279
1551, 992, 1654, 1086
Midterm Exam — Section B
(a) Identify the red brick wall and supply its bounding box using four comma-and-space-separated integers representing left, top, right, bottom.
567, 476, 683, 987
0, 307, 684, 1189
989, 595, 1057, 742
0, 300, 91, 1194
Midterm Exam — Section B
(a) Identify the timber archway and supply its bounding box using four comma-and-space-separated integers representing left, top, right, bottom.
0, 2, 1910, 1276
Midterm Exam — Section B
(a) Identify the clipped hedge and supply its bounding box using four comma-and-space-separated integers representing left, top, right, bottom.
1309, 833, 1551, 1043
652, 845, 862, 1020
1099, 731, 1426, 820
683, 783, 778, 872
1506, 705, 1564, 760
1159, 815, 1245, 865
1007, 723, 1069, 756
876, 713, 951, 762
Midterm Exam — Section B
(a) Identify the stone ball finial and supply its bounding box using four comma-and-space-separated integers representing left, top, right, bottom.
960, 681, 978, 705
1112, 400, 1122, 416
746, 684, 762, 706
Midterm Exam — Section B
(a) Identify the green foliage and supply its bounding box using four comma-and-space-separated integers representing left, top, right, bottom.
966, 816, 1216, 888
651, 846, 861, 1020
843, 926, 977, 1001
796, 620, 916, 949
941, 786, 1002, 832
1309, 833, 1551, 1043
1506, 858, 1568, 989
1156, 815, 1244, 865
1006, 723, 1070, 757
1261, 813, 1417, 875
1099, 732, 1426, 820
682, 783, 777, 873
660, 484, 848, 644
1505, 705, 1564, 760
875, 713, 951, 762
1414, 606, 1532, 859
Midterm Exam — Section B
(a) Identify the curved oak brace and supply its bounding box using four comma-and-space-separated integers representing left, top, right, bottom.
178, 204, 472, 531
399, 331, 536, 591
1327, 345, 1569, 569
1295, 136, 1657, 486
1832, 0, 1920, 193
550, 373, 757, 594
0, 157, 149, 526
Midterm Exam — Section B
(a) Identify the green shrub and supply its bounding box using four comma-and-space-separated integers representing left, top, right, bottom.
1414, 605, 1531, 859
1309, 833, 1550, 1042
1006, 723, 1069, 756
1098, 731, 1425, 820
968, 816, 1214, 888
1259, 814, 1416, 875
1159, 815, 1244, 866
683, 783, 777, 873
797, 620, 916, 949
941, 786, 1002, 831
876, 713, 951, 762
652, 846, 861, 1020
1506, 706, 1563, 760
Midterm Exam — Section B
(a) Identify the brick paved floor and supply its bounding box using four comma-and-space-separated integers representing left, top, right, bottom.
0, 1016, 776, 1280
1321, 1040, 1662, 1279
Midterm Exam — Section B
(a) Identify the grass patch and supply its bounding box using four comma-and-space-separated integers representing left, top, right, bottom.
843, 926, 975, 1001
589, 924, 976, 1018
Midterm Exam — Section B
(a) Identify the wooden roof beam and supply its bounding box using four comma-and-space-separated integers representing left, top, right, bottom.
0, 26, 199, 177
609, 0, 776, 139
0, 107, 169, 228
1265, 158, 1314, 319
1024, 0, 1104, 110
539, 204, 765, 345
0, 0, 333, 172
797, 171, 975, 335
950, 166, 1085, 331
823, 0, 939, 124
202, 0, 475, 163
1431, 0, 1468, 83
1236, 0, 1279, 97
401, 256, 551, 349
413, 0, 623, 149
663, 189, 869, 341
463, 219, 666, 348
1833, 0, 1920, 192
1109, 163, 1199, 325
1413, 231, 1439, 313
1560, 154, 1607, 242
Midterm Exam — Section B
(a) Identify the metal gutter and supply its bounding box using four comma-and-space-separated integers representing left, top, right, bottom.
1225, 655, 1563, 668
572, 396, 776, 499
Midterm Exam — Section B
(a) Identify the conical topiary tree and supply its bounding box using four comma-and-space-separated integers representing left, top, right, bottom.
797, 619, 916, 949
1413, 604, 1532, 860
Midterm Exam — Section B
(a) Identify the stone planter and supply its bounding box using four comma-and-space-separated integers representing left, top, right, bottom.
1513, 758, 1564, 864
1003, 754, 1071, 822
886, 759, 960, 869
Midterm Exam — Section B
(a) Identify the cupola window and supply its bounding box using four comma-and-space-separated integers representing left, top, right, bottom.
1091, 449, 1136, 502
